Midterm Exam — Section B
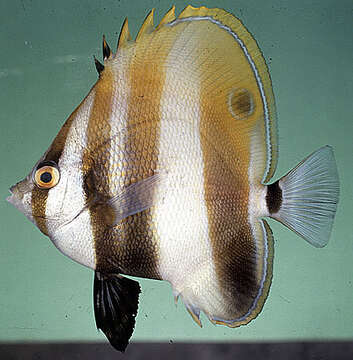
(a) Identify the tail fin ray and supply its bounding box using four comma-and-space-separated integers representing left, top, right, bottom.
270, 146, 339, 247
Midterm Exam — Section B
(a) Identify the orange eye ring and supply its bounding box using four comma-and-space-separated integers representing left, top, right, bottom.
34, 165, 60, 189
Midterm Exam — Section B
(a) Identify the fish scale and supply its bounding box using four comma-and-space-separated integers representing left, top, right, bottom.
7, 5, 339, 352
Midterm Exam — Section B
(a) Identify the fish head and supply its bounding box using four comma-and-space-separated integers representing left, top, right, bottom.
7, 89, 99, 268
7, 151, 88, 236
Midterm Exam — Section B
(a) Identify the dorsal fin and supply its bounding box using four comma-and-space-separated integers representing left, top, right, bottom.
172, 5, 277, 183
93, 55, 104, 75
102, 35, 112, 60
178, 5, 209, 18
136, 9, 155, 41
117, 18, 132, 51
156, 5, 176, 30
111, 5, 277, 183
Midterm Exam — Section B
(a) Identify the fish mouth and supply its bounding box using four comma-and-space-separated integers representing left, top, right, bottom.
6, 186, 30, 218
7, 183, 35, 222
6, 185, 57, 224
6, 193, 14, 205
7, 182, 25, 204
7, 186, 18, 206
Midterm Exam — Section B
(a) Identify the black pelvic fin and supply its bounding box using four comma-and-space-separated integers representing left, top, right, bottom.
102, 35, 112, 60
94, 56, 104, 75
93, 271, 141, 352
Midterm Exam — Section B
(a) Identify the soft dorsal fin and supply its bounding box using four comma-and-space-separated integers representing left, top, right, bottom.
173, 5, 277, 183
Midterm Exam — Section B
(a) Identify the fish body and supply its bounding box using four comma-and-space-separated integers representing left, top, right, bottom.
7, 6, 339, 352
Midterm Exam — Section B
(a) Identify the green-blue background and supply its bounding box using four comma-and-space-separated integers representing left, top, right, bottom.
0, 0, 352, 343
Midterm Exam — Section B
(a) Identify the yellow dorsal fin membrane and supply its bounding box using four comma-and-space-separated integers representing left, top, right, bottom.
102, 35, 112, 60
116, 18, 132, 52
173, 5, 277, 183
136, 8, 155, 41
178, 4, 210, 18
156, 5, 176, 30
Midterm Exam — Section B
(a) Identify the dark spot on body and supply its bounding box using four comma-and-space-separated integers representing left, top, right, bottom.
266, 180, 282, 214
229, 88, 254, 120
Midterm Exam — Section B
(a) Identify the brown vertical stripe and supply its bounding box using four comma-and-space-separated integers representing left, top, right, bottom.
113, 47, 163, 278
197, 33, 265, 322
79, 67, 115, 271
31, 96, 89, 235
182, 12, 276, 324
199, 103, 259, 319
93, 32, 169, 279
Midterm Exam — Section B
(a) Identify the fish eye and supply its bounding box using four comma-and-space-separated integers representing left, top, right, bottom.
34, 161, 60, 189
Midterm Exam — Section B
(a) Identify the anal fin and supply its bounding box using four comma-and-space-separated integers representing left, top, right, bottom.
93, 271, 141, 352
185, 302, 202, 328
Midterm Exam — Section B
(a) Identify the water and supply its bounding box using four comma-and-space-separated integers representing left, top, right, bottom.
0, 0, 352, 346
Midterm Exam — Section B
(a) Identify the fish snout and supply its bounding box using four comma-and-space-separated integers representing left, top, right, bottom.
7, 183, 23, 205
6, 178, 32, 213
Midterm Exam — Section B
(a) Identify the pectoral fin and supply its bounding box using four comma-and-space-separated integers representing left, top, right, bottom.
93, 271, 141, 352
106, 172, 165, 226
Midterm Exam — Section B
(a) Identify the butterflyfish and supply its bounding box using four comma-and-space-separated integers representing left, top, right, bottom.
7, 5, 340, 352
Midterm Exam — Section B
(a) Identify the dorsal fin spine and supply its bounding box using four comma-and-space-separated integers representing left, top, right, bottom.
102, 35, 112, 60
116, 18, 132, 53
94, 55, 104, 75
136, 8, 155, 41
156, 5, 176, 30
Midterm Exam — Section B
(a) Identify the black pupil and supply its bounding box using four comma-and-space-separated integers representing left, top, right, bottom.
40, 172, 52, 183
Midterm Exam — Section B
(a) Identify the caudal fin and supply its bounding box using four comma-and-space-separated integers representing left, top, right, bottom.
267, 146, 339, 247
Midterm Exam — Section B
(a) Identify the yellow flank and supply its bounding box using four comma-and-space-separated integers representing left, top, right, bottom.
197, 19, 263, 178
82, 66, 115, 172
180, 5, 276, 183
